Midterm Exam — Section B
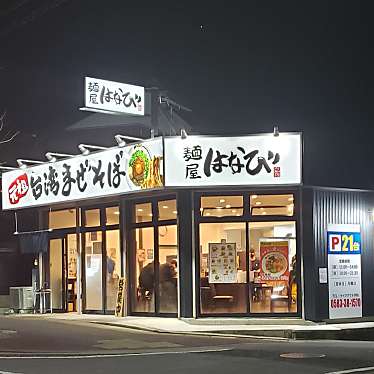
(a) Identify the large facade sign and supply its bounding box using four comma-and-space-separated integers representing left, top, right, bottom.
84, 77, 145, 115
327, 224, 362, 319
164, 134, 301, 186
1, 138, 163, 210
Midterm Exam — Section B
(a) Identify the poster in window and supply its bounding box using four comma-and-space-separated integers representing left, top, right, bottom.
259, 240, 289, 282
208, 241, 237, 283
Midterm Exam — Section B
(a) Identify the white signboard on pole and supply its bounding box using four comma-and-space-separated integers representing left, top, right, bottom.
327, 224, 362, 319
1, 138, 163, 210
84, 77, 144, 115
164, 133, 301, 186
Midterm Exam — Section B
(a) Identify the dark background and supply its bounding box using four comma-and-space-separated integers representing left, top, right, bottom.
0, 1, 373, 188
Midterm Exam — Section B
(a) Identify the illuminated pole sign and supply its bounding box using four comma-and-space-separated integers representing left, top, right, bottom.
83, 77, 145, 115
327, 224, 362, 319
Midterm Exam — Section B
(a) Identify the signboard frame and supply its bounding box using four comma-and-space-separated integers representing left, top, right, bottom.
327, 223, 362, 319
164, 133, 302, 187
84, 77, 145, 116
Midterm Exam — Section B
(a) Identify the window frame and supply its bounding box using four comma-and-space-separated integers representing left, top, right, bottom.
194, 188, 302, 318
127, 194, 178, 317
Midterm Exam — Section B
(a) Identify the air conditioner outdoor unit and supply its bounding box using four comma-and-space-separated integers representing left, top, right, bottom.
9, 287, 34, 312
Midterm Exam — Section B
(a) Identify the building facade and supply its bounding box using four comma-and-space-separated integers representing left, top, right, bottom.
2, 132, 373, 321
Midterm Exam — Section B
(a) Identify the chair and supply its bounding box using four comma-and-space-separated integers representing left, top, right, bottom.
270, 285, 291, 313
210, 284, 234, 305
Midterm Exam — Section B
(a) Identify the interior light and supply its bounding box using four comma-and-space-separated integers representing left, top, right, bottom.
231, 209, 237, 213
162, 205, 169, 209
260, 207, 264, 210
137, 208, 144, 212
172, 210, 177, 214
216, 206, 223, 210
148, 213, 153, 217
236, 214, 241, 216
206, 212, 211, 216
225, 204, 231, 208
219, 199, 225, 203
262, 211, 267, 215
288, 196, 294, 201
252, 195, 258, 199
255, 201, 262, 205
114, 211, 120, 215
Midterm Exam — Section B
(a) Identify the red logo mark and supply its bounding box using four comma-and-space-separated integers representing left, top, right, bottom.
274, 166, 281, 177
8, 173, 29, 205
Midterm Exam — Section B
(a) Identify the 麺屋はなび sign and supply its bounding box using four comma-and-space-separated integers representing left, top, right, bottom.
164, 133, 301, 187
327, 224, 362, 319
84, 77, 144, 115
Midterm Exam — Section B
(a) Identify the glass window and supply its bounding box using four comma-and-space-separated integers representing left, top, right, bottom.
49, 209, 76, 229
201, 196, 243, 217
158, 200, 177, 221
250, 194, 294, 216
158, 225, 178, 313
248, 221, 297, 314
106, 230, 121, 311
131, 227, 155, 312
67, 234, 78, 312
85, 209, 101, 227
85, 231, 103, 310
199, 222, 247, 314
135, 203, 152, 223
106, 206, 120, 225
49, 239, 63, 310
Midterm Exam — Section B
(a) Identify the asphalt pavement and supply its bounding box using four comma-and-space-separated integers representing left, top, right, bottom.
0, 316, 373, 374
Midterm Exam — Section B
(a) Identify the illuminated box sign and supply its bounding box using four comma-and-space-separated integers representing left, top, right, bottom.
1, 138, 163, 210
164, 133, 302, 186
328, 231, 361, 254
327, 224, 362, 319
84, 77, 145, 115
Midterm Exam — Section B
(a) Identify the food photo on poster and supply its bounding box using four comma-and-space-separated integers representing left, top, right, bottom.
259, 240, 289, 282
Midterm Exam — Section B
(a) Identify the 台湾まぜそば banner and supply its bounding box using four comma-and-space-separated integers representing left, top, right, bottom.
1, 138, 164, 210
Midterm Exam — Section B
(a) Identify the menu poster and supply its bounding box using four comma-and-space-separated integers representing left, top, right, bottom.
259, 240, 289, 282
208, 241, 237, 283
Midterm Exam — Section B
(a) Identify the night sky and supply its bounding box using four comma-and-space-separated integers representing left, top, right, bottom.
0, 1, 373, 188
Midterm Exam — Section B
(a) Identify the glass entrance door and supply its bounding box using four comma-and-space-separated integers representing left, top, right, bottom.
49, 234, 78, 312
50, 238, 64, 310
129, 198, 178, 316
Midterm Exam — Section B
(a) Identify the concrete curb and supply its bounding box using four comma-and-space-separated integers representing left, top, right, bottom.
90, 322, 290, 341
90, 321, 374, 341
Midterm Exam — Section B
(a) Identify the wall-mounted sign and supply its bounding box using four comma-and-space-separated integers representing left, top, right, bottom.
115, 277, 125, 317
208, 241, 237, 283
1, 138, 163, 210
259, 240, 289, 282
164, 133, 301, 187
84, 77, 145, 115
327, 224, 362, 319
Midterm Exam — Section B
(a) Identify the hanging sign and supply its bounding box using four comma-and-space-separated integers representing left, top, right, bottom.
1, 138, 164, 210
115, 277, 125, 317
84, 77, 144, 115
164, 133, 301, 187
208, 240, 237, 283
327, 224, 362, 319
259, 240, 289, 282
